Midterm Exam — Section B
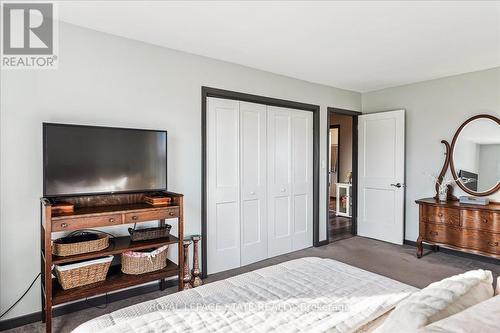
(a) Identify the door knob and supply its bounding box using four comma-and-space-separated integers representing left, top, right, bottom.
390, 183, 404, 188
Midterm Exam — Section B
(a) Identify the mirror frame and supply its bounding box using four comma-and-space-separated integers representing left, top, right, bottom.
449, 114, 500, 197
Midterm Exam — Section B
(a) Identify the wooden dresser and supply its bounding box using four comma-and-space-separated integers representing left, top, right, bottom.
416, 198, 500, 259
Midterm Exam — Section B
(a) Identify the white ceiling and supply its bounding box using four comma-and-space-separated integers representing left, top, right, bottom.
57, 1, 500, 92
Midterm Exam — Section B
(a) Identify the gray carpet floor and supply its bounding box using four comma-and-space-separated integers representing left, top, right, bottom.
5, 236, 500, 333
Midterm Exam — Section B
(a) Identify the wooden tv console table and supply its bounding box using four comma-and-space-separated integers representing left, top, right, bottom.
40, 191, 184, 333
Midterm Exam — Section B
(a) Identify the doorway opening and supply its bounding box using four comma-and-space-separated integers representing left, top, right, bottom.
327, 108, 360, 242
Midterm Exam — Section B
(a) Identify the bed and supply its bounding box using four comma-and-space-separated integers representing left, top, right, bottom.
73, 257, 418, 333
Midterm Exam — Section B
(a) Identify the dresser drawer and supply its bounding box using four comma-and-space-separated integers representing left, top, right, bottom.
124, 207, 179, 223
460, 229, 500, 255
421, 206, 460, 226
52, 214, 122, 231
461, 210, 500, 233
420, 223, 463, 246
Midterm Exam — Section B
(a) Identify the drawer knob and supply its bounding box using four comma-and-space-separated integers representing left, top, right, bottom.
482, 218, 488, 223
132, 215, 138, 220
488, 241, 499, 247
61, 223, 68, 228
438, 213, 443, 217
169, 212, 175, 216
430, 231, 438, 236
109, 218, 115, 223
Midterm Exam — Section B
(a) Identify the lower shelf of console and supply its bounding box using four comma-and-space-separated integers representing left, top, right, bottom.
52, 260, 178, 305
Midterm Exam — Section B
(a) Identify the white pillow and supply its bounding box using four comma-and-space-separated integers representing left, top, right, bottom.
419, 295, 500, 333
496, 277, 500, 296
379, 269, 493, 333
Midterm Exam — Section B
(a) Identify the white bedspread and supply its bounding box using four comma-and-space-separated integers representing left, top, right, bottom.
73, 257, 417, 333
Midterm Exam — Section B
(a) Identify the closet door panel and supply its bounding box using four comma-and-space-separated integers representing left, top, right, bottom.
291, 111, 313, 251
240, 102, 268, 266
267, 107, 293, 257
207, 98, 240, 274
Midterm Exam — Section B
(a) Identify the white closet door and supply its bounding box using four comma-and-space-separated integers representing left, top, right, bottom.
240, 102, 268, 266
291, 110, 313, 251
207, 97, 241, 274
267, 106, 293, 257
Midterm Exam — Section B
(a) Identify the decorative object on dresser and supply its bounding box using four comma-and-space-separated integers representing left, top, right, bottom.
459, 196, 490, 206
190, 235, 203, 287
182, 239, 193, 290
417, 114, 499, 259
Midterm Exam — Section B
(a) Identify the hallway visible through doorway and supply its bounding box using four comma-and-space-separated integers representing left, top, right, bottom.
328, 108, 360, 242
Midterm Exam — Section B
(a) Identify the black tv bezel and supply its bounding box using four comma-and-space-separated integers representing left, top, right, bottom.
42, 122, 168, 198
458, 169, 478, 192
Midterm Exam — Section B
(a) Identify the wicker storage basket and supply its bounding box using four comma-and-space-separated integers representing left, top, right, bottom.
121, 245, 168, 275
54, 256, 113, 290
52, 233, 109, 257
128, 224, 171, 242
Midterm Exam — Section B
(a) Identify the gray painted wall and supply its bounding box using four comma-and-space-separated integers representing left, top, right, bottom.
0, 23, 361, 320
362, 67, 500, 241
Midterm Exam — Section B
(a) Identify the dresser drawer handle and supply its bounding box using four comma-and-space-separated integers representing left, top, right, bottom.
438, 213, 443, 218
60, 223, 68, 228
132, 215, 138, 220
169, 211, 175, 216
488, 241, 499, 247
429, 231, 438, 236
482, 218, 488, 223
109, 218, 115, 223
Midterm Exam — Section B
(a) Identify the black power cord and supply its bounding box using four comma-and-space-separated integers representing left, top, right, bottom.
0, 231, 115, 319
0, 273, 41, 319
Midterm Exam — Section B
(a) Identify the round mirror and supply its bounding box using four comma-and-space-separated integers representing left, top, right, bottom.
450, 115, 500, 196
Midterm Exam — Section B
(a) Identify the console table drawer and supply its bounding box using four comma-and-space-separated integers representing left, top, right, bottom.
52, 214, 122, 231
124, 207, 179, 223
461, 210, 500, 233
421, 206, 460, 226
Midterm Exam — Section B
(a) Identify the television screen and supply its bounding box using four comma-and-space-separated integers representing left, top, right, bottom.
43, 123, 167, 197
459, 170, 478, 192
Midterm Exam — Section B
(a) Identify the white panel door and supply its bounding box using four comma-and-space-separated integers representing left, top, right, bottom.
267, 107, 313, 256
207, 97, 241, 274
240, 101, 268, 266
358, 110, 405, 245
291, 110, 313, 251
267, 106, 293, 257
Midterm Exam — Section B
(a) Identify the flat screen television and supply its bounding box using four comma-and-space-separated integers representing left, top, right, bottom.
459, 170, 478, 192
43, 123, 167, 197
